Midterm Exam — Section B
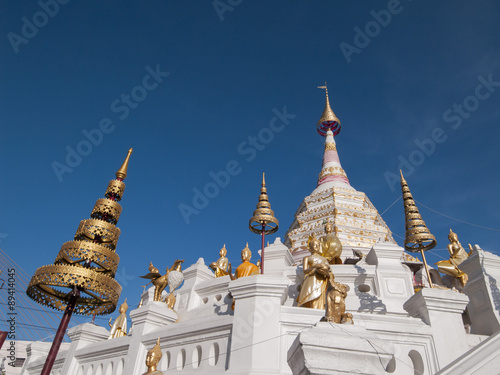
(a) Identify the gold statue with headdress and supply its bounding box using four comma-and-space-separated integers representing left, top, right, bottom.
210, 244, 231, 277
108, 299, 128, 339
297, 233, 331, 309
322, 274, 352, 323
321, 221, 343, 264
234, 243, 260, 279
143, 338, 162, 375
435, 229, 471, 287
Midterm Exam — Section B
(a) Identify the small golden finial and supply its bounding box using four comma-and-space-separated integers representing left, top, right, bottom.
317, 83, 341, 136
249, 174, 279, 235
116, 148, 133, 180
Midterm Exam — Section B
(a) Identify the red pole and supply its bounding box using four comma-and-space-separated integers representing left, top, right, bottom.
261, 224, 265, 274
41, 288, 80, 375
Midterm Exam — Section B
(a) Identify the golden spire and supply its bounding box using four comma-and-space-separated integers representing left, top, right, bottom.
317, 83, 341, 136
400, 172, 436, 252
400, 171, 436, 288
116, 148, 133, 180
27, 149, 134, 315
249, 173, 279, 235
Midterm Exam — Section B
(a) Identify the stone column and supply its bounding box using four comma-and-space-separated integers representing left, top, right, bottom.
460, 245, 500, 335
59, 323, 110, 374
262, 237, 294, 275
365, 242, 415, 314
228, 275, 289, 374
404, 288, 469, 368
288, 323, 394, 375
126, 302, 177, 375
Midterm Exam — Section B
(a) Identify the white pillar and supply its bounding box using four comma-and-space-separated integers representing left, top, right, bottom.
59, 323, 110, 375
365, 242, 414, 314
126, 302, 177, 375
460, 246, 500, 335
288, 323, 394, 375
228, 275, 289, 374
404, 288, 469, 369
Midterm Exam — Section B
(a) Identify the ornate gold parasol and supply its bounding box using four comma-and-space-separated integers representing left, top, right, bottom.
400, 171, 436, 288
249, 173, 279, 273
27, 148, 132, 375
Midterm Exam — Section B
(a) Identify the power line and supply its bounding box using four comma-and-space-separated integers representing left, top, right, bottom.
415, 200, 500, 232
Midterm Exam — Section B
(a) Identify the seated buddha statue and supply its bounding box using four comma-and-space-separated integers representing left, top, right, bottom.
435, 229, 470, 286
234, 243, 260, 279
209, 244, 230, 277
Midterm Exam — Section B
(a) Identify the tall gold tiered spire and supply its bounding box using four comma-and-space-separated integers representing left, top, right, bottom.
400, 171, 436, 287
249, 173, 279, 273
27, 149, 133, 315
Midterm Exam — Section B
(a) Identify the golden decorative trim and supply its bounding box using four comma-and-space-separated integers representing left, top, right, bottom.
55, 241, 120, 275
91, 198, 123, 224
105, 180, 126, 201
74, 219, 121, 250
325, 143, 337, 151
27, 264, 121, 315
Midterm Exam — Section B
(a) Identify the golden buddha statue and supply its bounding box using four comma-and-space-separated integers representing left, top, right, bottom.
210, 244, 231, 277
322, 274, 350, 323
435, 229, 471, 287
321, 222, 343, 264
108, 299, 128, 339
297, 234, 331, 309
143, 338, 162, 375
234, 243, 260, 279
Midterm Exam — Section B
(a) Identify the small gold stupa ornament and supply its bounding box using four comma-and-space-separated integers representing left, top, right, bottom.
249, 173, 279, 273
317, 83, 341, 136
27, 148, 133, 315
400, 171, 436, 288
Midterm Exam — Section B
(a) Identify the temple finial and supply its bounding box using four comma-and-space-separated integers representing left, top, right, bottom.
400, 173, 436, 287
317, 83, 341, 137
116, 148, 133, 180
262, 172, 266, 187
249, 174, 279, 235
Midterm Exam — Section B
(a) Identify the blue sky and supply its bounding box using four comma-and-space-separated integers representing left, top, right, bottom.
1, 1, 500, 334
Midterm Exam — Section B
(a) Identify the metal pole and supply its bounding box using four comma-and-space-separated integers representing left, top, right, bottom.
261, 224, 265, 274
420, 247, 434, 289
41, 288, 80, 375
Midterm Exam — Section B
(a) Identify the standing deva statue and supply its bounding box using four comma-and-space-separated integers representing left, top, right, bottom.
322, 274, 352, 324
297, 233, 331, 309
108, 299, 128, 339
